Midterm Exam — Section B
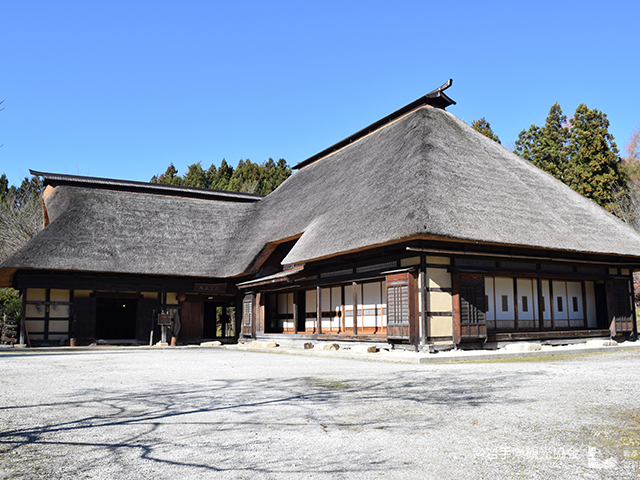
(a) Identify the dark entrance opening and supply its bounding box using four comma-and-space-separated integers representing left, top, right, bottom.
203, 302, 236, 339
95, 298, 137, 340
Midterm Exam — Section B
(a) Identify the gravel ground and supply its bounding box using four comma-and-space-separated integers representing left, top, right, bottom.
1, 347, 639, 479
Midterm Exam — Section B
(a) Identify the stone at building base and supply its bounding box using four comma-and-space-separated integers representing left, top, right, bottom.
13, 344, 27, 348
303, 342, 314, 349
503, 342, 542, 352
352, 345, 377, 354
250, 341, 278, 348
320, 343, 340, 351
155, 342, 169, 347
586, 339, 618, 347
201, 341, 222, 347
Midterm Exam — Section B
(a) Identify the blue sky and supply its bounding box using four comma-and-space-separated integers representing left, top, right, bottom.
1, 0, 638, 186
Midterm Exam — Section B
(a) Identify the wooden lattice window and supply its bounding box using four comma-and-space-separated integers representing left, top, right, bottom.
454, 272, 487, 343
242, 294, 254, 338
385, 271, 417, 345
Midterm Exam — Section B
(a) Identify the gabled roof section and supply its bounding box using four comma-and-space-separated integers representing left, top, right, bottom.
30, 170, 264, 203
293, 80, 456, 170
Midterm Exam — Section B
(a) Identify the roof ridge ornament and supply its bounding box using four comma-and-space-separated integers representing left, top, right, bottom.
426, 79, 453, 98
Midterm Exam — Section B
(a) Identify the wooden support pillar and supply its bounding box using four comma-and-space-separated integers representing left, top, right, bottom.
352, 281, 358, 336
293, 291, 299, 334
549, 280, 556, 330
537, 278, 544, 331
341, 285, 346, 333
513, 278, 519, 330
19, 290, 25, 346
581, 281, 588, 329
316, 286, 322, 335
421, 255, 427, 349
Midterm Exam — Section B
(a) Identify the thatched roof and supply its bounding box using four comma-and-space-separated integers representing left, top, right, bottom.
239, 105, 640, 267
3, 97, 640, 286
1, 184, 257, 279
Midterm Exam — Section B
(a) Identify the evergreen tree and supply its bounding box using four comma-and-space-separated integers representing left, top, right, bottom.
229, 159, 261, 193
151, 158, 291, 195
563, 104, 627, 211
151, 163, 182, 185
0, 174, 8, 200
514, 102, 569, 180
262, 158, 291, 194
515, 103, 627, 213
471, 118, 501, 144
182, 162, 209, 188
210, 159, 233, 191
205, 164, 218, 189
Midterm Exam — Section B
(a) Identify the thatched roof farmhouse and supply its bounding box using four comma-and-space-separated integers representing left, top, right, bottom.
2, 81, 639, 349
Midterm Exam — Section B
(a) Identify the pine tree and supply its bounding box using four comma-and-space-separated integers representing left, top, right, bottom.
471, 118, 501, 144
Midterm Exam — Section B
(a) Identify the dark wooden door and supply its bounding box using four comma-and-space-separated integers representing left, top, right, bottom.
136, 298, 160, 344
386, 271, 418, 345
454, 272, 487, 343
73, 296, 96, 344
606, 279, 634, 336
181, 296, 204, 342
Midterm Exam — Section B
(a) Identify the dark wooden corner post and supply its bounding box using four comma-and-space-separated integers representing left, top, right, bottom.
352, 281, 358, 336
316, 286, 322, 335
536, 278, 544, 331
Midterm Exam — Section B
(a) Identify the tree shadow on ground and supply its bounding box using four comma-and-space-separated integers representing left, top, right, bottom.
0, 367, 540, 477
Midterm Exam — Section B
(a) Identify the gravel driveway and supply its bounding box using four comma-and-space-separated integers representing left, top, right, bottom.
1, 347, 639, 479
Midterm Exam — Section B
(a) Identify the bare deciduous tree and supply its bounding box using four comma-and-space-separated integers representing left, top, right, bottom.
0, 182, 44, 263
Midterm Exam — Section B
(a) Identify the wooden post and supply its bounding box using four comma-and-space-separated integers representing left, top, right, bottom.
421, 255, 427, 349
537, 278, 544, 331
341, 285, 346, 333
513, 278, 519, 331
581, 281, 588, 329
352, 282, 358, 336
19, 290, 26, 346
316, 286, 322, 335
549, 280, 556, 330
293, 291, 299, 334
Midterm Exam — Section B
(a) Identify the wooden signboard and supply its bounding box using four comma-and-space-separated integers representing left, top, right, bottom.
194, 283, 227, 294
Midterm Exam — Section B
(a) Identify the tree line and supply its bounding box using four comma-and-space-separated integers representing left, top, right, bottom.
472, 104, 639, 219
151, 157, 292, 195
